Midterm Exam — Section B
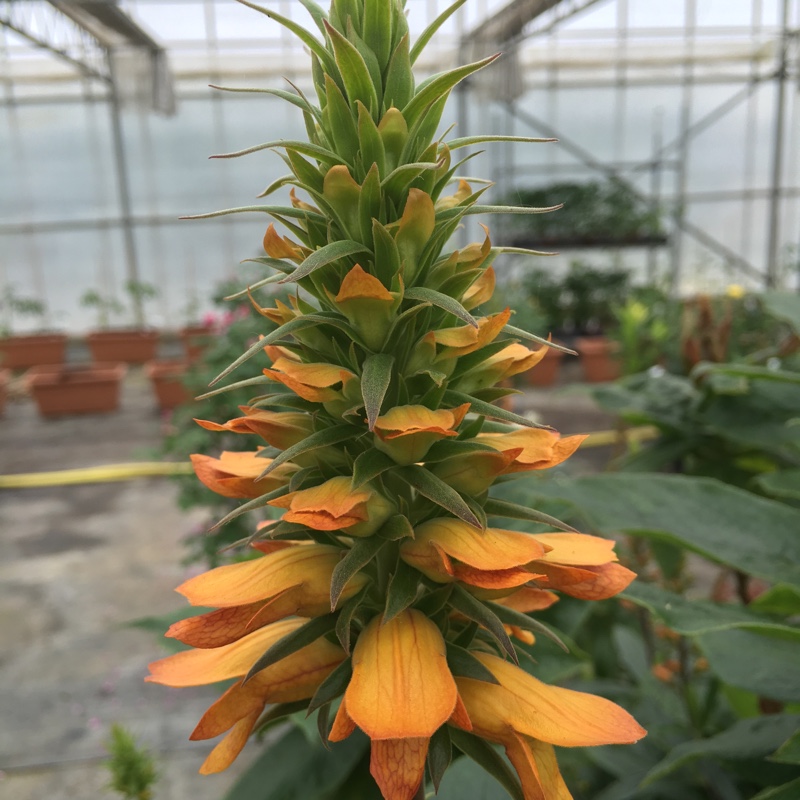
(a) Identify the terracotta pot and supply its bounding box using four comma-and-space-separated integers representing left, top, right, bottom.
0, 333, 67, 370
0, 369, 9, 416
145, 360, 190, 410
180, 324, 213, 363
26, 363, 127, 417
86, 329, 159, 364
576, 336, 621, 383
526, 346, 565, 387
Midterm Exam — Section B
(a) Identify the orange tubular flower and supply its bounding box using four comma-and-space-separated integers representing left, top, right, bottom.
166, 542, 367, 648
263, 354, 358, 412
372, 403, 470, 465
475, 428, 588, 473
190, 450, 298, 499
400, 518, 548, 590
147, 619, 345, 774
455, 653, 646, 800
433, 308, 511, 360
462, 266, 496, 310
195, 407, 314, 450
456, 342, 549, 393
269, 475, 395, 536
528, 533, 637, 600
262, 223, 309, 262
328, 610, 460, 800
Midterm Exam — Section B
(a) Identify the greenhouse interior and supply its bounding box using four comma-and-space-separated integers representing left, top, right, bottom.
1, 1, 799, 799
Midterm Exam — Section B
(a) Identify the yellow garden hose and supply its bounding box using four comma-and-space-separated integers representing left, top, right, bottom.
0, 427, 658, 489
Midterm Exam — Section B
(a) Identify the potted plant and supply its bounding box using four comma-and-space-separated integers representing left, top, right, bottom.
83, 281, 160, 363
0, 368, 9, 415
179, 297, 213, 363
26, 362, 127, 417
0, 285, 67, 370
145, 359, 190, 411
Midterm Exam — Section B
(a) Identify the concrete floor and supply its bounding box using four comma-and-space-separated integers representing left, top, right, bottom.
0, 360, 613, 800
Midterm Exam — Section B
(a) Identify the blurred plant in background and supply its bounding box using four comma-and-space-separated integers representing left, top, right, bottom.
105, 723, 158, 800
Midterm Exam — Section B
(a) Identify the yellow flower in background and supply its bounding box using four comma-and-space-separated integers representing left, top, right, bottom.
726, 283, 746, 299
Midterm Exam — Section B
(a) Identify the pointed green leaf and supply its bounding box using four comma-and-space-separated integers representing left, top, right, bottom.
395, 465, 482, 529
209, 84, 324, 124
361, 353, 394, 429
447, 134, 556, 150
483, 498, 578, 533
427, 725, 452, 793
281, 240, 370, 284
403, 54, 500, 129
449, 585, 517, 663
409, 0, 468, 65
308, 658, 353, 714
358, 163, 382, 245
244, 613, 338, 684
384, 559, 422, 622
210, 485, 289, 531
378, 514, 414, 541
330, 536, 387, 609
444, 390, 552, 430
356, 101, 386, 175
335, 585, 368, 654
372, 220, 402, 286
502, 324, 577, 354
485, 601, 568, 652
297, 0, 328, 35
352, 449, 396, 488
195, 375, 272, 401
383, 33, 413, 110
445, 643, 501, 684
403, 287, 477, 327
363, 0, 393, 69
447, 729, 525, 800
257, 424, 357, 479
325, 20, 379, 114
211, 138, 344, 166
322, 75, 361, 165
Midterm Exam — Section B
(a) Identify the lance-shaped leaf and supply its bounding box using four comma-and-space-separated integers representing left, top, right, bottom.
181, 203, 326, 225
297, 0, 328, 35
409, 0, 468, 65
444, 390, 552, 430
195, 375, 272, 401
280, 240, 370, 284
403, 54, 500, 129
483, 498, 578, 534
330, 536, 388, 609
335, 585, 368, 654
395, 465, 481, 529
449, 586, 517, 663
378, 514, 414, 541
428, 725, 453, 793
404, 286, 477, 327
237, 0, 336, 76
325, 20, 379, 114
210, 84, 324, 125
383, 34, 413, 110
257, 425, 357, 479
352, 449, 395, 488
244, 613, 339, 684
308, 658, 353, 715
457, 202, 564, 218
361, 353, 394, 429
485, 601, 569, 652
210, 485, 290, 531
447, 135, 556, 150
381, 159, 442, 198
363, 0, 393, 69
384, 559, 421, 623
502, 324, 577, 355
323, 75, 361, 165
211, 138, 345, 167
445, 643, 500, 685
448, 729, 525, 800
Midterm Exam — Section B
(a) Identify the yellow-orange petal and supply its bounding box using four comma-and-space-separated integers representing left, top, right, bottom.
175, 544, 344, 607
374, 403, 469, 439
537, 562, 636, 600
370, 738, 428, 800
496, 587, 560, 614
336, 264, 394, 302
475, 429, 587, 472
146, 618, 304, 687
329, 695, 357, 742
345, 610, 457, 739
531, 533, 618, 567
198, 710, 260, 775
460, 653, 647, 747
453, 563, 542, 590
269, 476, 373, 531
409, 519, 548, 571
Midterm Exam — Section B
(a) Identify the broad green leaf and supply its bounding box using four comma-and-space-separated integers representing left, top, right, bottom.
483, 497, 579, 533
642, 714, 800, 786
771, 730, 800, 765
281, 240, 370, 283
446, 731, 525, 800
258, 424, 357, 478
351, 448, 395, 488
404, 286, 477, 327
222, 726, 367, 800
756, 470, 800, 501
526, 473, 800, 588
361, 353, 394, 429
395, 465, 481, 528
752, 779, 800, 800
698, 628, 800, 702
330, 536, 387, 608
749, 584, 800, 616
762, 290, 800, 333
409, 0, 468, 65
449, 586, 516, 663
244, 614, 338, 683
445, 643, 500, 684
622, 581, 800, 640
